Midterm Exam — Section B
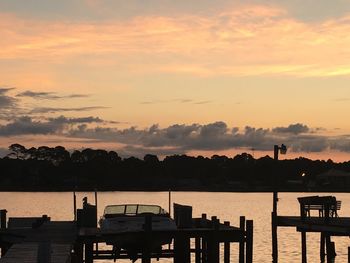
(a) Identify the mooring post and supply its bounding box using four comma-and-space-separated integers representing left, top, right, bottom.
168, 189, 171, 217
239, 216, 245, 263
201, 213, 207, 225
73, 192, 77, 221
142, 252, 151, 263
174, 233, 190, 263
207, 217, 220, 263
201, 213, 208, 263
301, 231, 307, 263
325, 235, 332, 263
272, 211, 278, 263
348, 246, 350, 263
246, 220, 253, 263
0, 209, 7, 229
195, 236, 201, 263
330, 242, 336, 258
142, 214, 152, 263
202, 237, 208, 263
0, 209, 7, 257
85, 242, 94, 263
224, 221, 231, 263
320, 232, 325, 262
273, 192, 278, 214
74, 242, 84, 263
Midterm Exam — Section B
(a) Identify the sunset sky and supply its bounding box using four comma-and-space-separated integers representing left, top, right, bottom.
1, 0, 350, 161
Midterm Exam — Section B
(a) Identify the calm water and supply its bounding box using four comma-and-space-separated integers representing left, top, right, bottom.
1, 191, 350, 262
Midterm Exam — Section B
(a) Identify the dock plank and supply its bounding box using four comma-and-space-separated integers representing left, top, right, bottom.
277, 215, 350, 235
0, 243, 72, 263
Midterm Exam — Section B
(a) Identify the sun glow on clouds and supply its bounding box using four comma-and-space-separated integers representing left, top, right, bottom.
1, 5, 350, 77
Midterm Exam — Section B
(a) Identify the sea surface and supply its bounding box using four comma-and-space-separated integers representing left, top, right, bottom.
1, 191, 350, 262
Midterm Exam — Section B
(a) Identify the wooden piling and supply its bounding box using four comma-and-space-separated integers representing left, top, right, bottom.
320, 233, 325, 262
174, 203, 192, 228
202, 237, 208, 263
273, 192, 278, 213
325, 235, 332, 263
0, 209, 7, 257
37, 242, 51, 263
0, 209, 7, 229
142, 250, 151, 263
73, 192, 77, 221
141, 214, 152, 263
348, 246, 350, 263
174, 234, 190, 263
168, 189, 172, 217
85, 242, 94, 263
246, 220, 253, 263
330, 242, 336, 258
301, 231, 307, 263
73, 242, 83, 263
224, 221, 231, 263
207, 218, 220, 263
239, 216, 245, 263
272, 211, 278, 263
195, 237, 201, 263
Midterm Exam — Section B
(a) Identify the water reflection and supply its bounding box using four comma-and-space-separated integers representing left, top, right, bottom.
0, 192, 349, 262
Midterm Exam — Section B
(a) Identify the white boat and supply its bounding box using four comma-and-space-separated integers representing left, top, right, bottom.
99, 204, 176, 261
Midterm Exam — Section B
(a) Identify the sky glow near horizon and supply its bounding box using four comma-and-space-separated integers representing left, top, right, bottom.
1, 0, 350, 161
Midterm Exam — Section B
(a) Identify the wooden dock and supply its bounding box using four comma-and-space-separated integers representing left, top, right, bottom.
0, 213, 76, 263
76, 203, 253, 263
0, 243, 72, 263
0, 199, 254, 263
272, 193, 350, 263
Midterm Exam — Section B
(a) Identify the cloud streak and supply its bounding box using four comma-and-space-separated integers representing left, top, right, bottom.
17, 90, 89, 100
2, 5, 350, 77
30, 106, 108, 114
140, 98, 211, 105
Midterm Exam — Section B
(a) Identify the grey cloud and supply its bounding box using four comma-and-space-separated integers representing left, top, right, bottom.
17, 90, 89, 100
3, 117, 350, 155
30, 106, 107, 114
47, 116, 104, 124
272, 123, 309, 134
287, 135, 329, 152
67, 121, 350, 154
66, 122, 283, 151
0, 116, 62, 136
0, 115, 107, 136
0, 87, 17, 108
0, 88, 14, 94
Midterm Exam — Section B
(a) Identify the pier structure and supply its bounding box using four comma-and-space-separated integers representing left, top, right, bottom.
0, 209, 76, 263
0, 197, 253, 262
272, 193, 350, 263
77, 202, 254, 263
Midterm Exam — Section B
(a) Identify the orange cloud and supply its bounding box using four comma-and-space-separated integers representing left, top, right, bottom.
1, 5, 350, 77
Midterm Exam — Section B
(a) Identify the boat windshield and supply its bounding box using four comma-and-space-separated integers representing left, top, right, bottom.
104, 204, 167, 216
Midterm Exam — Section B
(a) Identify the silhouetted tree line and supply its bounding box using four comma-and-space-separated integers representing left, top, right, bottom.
1, 143, 350, 191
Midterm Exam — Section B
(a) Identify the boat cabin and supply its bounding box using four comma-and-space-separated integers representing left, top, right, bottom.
103, 204, 168, 218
